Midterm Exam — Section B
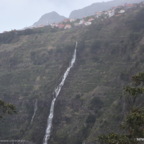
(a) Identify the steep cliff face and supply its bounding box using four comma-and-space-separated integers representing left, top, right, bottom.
51, 8, 144, 144
0, 27, 79, 143
0, 6, 144, 144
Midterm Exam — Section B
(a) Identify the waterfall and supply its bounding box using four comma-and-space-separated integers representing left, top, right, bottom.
43, 42, 77, 144
30, 99, 38, 124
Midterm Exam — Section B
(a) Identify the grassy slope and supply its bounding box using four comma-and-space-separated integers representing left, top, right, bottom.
0, 6, 144, 144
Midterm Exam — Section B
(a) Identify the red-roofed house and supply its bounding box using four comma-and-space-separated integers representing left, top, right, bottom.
58, 24, 65, 29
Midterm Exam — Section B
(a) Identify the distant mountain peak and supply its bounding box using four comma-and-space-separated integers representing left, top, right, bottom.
33, 11, 66, 27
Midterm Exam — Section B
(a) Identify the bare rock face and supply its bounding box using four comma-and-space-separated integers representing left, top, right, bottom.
33, 11, 66, 27
69, 0, 144, 19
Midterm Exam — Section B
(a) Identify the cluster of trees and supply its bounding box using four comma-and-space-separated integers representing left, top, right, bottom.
0, 100, 16, 119
99, 73, 144, 144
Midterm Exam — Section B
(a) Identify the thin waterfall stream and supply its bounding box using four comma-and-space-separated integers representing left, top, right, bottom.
30, 99, 38, 124
43, 42, 77, 144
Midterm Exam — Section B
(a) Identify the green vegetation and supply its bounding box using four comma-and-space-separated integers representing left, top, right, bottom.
99, 73, 144, 144
0, 99, 16, 118
0, 5, 144, 144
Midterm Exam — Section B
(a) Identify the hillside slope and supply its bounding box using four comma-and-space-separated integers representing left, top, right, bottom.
0, 6, 144, 144
69, 0, 144, 18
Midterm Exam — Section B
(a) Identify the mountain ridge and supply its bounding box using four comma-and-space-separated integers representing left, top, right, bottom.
69, 0, 144, 18
33, 0, 144, 27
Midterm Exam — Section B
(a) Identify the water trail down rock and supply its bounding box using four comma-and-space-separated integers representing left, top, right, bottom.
43, 42, 77, 144
30, 99, 38, 124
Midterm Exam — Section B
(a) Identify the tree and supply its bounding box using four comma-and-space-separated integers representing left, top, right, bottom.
0, 99, 16, 119
99, 73, 144, 144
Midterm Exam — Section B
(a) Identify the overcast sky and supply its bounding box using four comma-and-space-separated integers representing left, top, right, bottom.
0, 0, 112, 32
